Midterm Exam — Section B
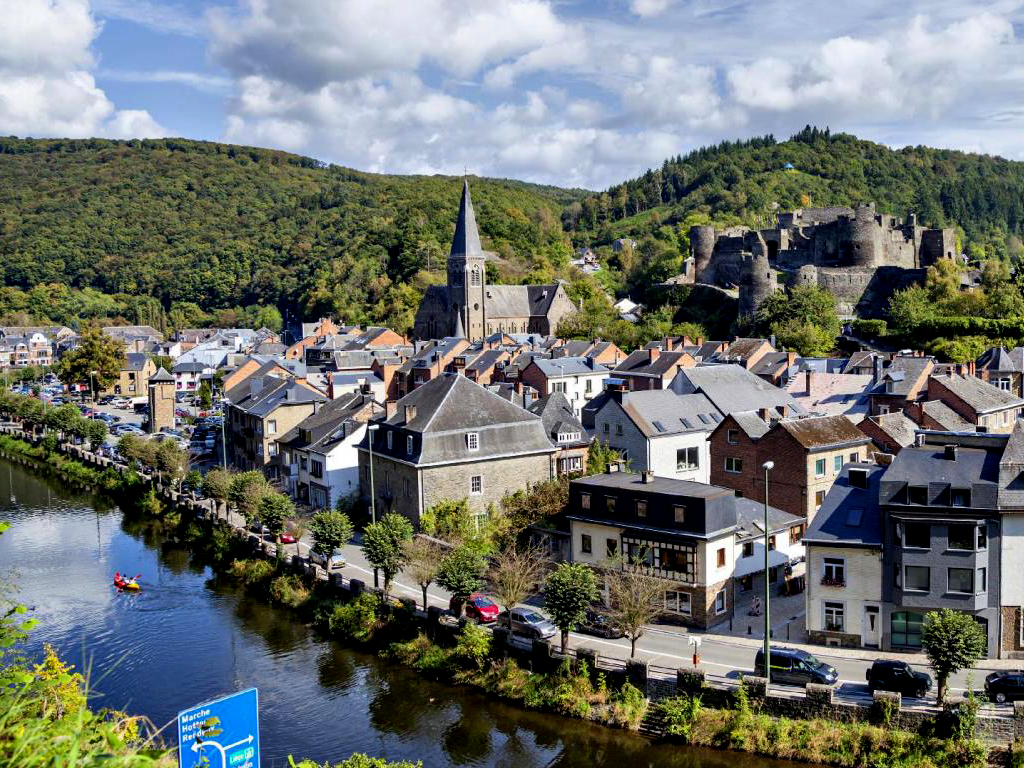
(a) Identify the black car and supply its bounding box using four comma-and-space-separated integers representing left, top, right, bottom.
754, 647, 839, 687
985, 671, 1024, 703
866, 660, 932, 698
577, 610, 625, 639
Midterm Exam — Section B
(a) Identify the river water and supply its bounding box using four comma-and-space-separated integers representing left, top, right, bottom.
0, 458, 791, 768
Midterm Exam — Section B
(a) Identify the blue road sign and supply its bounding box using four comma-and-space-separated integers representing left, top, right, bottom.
177, 688, 260, 768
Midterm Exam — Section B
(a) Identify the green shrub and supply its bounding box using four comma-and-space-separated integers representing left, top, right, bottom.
327, 593, 379, 643
227, 558, 276, 587
269, 574, 311, 609
609, 682, 648, 730
452, 623, 491, 669
659, 694, 703, 739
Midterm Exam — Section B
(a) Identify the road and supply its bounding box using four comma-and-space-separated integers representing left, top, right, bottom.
287, 535, 1007, 709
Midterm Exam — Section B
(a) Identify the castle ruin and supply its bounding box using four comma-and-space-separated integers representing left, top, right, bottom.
687, 203, 956, 319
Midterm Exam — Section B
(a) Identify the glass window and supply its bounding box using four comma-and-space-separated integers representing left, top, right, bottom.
674, 505, 686, 523
815, 458, 826, 477
714, 590, 726, 615
815, 489, 826, 508
790, 524, 804, 543
725, 457, 743, 473
904, 565, 930, 592
978, 525, 987, 549
580, 534, 592, 554
580, 493, 590, 510
716, 548, 726, 568
908, 485, 928, 505
676, 446, 699, 471
606, 496, 616, 513
950, 488, 971, 507
636, 500, 647, 517
768, 535, 776, 551
627, 543, 653, 567
979, 567, 987, 592
267, 419, 277, 435
947, 524, 973, 551
822, 557, 845, 586
824, 602, 844, 632
606, 538, 618, 558
742, 541, 754, 558
406, 435, 414, 455
470, 475, 482, 494
726, 429, 739, 444
660, 547, 695, 580
849, 452, 858, 462
891, 611, 924, 648
603, 423, 609, 434
834, 455, 843, 473
466, 432, 479, 451
902, 522, 930, 549
665, 590, 692, 615
615, 424, 623, 436
948, 568, 973, 594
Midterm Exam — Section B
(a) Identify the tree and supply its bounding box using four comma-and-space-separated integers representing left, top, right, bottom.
154, 440, 187, 487
605, 566, 665, 657
419, 498, 473, 542
310, 509, 354, 557
497, 477, 569, 536
586, 440, 624, 475
753, 285, 840, 357
202, 467, 232, 513
229, 471, 271, 523
55, 326, 124, 400
403, 537, 441, 611
45, 404, 80, 439
287, 519, 307, 560
487, 544, 546, 617
361, 513, 413, 600
543, 563, 598, 653
258, 492, 294, 543
151, 355, 174, 374
197, 380, 213, 410
436, 547, 485, 617
920, 608, 987, 702
83, 419, 107, 451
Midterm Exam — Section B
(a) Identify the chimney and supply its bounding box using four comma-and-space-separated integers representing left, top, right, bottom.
648, 347, 660, 363
404, 404, 417, 423
944, 444, 957, 461
609, 381, 626, 403
386, 401, 397, 419
642, 470, 654, 483
664, 336, 673, 351
805, 368, 813, 397
914, 432, 926, 447
872, 355, 883, 383
586, 356, 596, 370
758, 407, 771, 423
787, 351, 797, 368
523, 388, 534, 408
696, 337, 704, 347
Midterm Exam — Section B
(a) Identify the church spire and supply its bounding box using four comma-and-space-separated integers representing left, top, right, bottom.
453, 308, 466, 339
449, 179, 484, 260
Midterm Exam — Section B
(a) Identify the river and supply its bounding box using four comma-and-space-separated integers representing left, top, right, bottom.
0, 458, 792, 768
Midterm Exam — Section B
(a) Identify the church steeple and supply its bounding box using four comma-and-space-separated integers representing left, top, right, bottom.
453, 308, 466, 339
449, 179, 484, 260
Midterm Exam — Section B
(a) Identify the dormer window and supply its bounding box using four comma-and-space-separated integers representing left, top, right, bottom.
407, 435, 414, 455
885, 380, 894, 394
907, 485, 928, 505
467, 432, 479, 451
386, 431, 393, 450
950, 488, 971, 507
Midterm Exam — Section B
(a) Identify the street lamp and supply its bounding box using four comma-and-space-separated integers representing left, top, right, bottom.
366, 423, 380, 589
220, 396, 229, 471
762, 460, 775, 689
89, 370, 98, 404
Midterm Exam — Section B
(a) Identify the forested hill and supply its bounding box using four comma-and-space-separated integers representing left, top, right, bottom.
564, 127, 1024, 258
0, 137, 581, 330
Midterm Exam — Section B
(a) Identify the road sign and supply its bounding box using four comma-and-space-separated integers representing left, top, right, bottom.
177, 688, 260, 768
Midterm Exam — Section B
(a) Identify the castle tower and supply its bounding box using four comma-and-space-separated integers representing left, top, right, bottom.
841, 203, 881, 268
147, 367, 175, 434
738, 233, 776, 318
446, 180, 487, 341
690, 225, 716, 283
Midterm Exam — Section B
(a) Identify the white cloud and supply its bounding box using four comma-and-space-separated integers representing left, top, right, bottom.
630, 0, 671, 17
0, 0, 165, 139
98, 69, 233, 95
91, 0, 203, 37
105, 109, 168, 138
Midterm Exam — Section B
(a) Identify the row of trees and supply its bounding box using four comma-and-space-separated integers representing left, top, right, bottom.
0, 390, 107, 448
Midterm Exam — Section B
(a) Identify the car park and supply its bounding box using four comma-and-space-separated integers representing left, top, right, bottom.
866, 660, 932, 698
985, 672, 1024, 703
508, 607, 557, 639
754, 647, 839, 687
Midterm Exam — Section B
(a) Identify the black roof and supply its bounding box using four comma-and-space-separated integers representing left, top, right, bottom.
803, 464, 883, 548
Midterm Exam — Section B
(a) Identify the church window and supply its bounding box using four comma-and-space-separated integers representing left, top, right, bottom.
474, 303, 479, 310
471, 268, 481, 286
451, 271, 462, 286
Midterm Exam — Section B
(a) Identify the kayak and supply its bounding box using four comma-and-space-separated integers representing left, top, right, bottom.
114, 577, 141, 592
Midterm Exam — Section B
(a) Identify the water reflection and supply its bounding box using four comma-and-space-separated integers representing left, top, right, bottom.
0, 457, 801, 768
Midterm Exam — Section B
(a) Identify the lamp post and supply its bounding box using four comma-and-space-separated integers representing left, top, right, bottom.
366, 423, 380, 588
220, 396, 229, 471
762, 460, 774, 689
89, 369, 97, 404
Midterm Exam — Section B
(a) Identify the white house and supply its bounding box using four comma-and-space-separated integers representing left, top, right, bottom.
172, 361, 215, 392
519, 356, 609, 418
732, 505, 806, 602
591, 387, 718, 483
278, 393, 382, 510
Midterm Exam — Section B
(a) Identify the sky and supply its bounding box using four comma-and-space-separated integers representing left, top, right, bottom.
3, 0, 1024, 190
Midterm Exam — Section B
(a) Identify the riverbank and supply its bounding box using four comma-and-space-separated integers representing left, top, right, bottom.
1, 427, 1014, 768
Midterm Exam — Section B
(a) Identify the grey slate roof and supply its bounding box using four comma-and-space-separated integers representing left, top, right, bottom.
885, 443, 1001, 488
803, 464, 883, 547
728, 410, 772, 440
528, 391, 588, 447
614, 349, 692, 378
920, 400, 976, 431
929, 374, 1024, 414
450, 180, 484, 260
671, 364, 804, 417
125, 352, 149, 371
871, 356, 933, 397
531, 356, 608, 377
735, 499, 804, 540
612, 390, 720, 437
977, 346, 1018, 373
149, 367, 173, 383
864, 412, 918, 448
368, 373, 554, 466
279, 392, 379, 453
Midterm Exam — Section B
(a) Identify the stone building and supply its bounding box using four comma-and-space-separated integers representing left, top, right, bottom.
356, 373, 555, 526
146, 368, 175, 434
413, 181, 577, 341
687, 203, 956, 318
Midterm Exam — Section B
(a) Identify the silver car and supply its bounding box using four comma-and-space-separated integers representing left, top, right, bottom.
509, 607, 557, 639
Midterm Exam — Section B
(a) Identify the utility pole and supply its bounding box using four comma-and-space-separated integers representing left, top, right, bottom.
762, 460, 774, 690
367, 423, 379, 588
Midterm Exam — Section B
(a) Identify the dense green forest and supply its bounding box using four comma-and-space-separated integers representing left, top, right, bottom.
0, 137, 580, 331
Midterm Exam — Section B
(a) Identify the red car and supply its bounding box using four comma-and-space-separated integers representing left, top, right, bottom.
280, 533, 296, 544
457, 593, 500, 623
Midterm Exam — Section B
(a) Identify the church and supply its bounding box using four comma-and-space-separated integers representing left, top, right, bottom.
413, 181, 578, 342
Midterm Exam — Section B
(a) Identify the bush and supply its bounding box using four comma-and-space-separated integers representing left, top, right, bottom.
609, 682, 648, 730
659, 694, 703, 739
852, 318, 887, 338
327, 593, 379, 643
227, 558, 276, 587
269, 573, 311, 609
523, 658, 595, 718
452, 623, 491, 669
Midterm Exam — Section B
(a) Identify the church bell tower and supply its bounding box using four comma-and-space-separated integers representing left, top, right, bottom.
447, 180, 487, 341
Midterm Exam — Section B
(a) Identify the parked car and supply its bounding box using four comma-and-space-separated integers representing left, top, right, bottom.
508, 607, 557, 639
280, 533, 296, 544
754, 647, 839, 687
866, 660, 932, 698
577, 609, 625, 639
985, 672, 1024, 703
310, 548, 346, 571
455, 593, 500, 623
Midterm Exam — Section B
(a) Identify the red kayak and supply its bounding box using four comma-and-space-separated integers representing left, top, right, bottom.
113, 573, 141, 592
